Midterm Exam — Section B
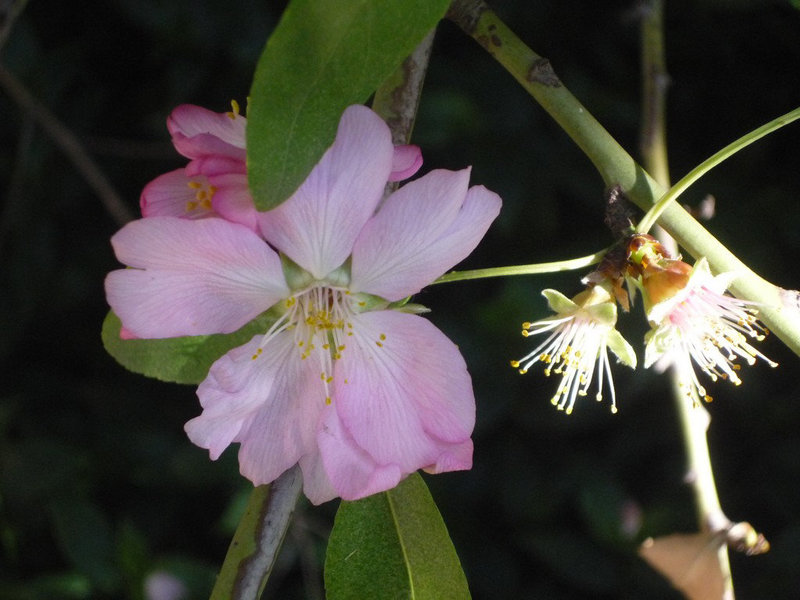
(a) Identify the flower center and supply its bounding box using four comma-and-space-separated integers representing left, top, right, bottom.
185, 177, 216, 215
254, 284, 357, 405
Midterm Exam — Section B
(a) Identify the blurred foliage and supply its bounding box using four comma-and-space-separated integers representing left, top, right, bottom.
1, 0, 799, 598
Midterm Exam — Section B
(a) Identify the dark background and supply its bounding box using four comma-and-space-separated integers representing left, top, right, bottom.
2, 0, 800, 598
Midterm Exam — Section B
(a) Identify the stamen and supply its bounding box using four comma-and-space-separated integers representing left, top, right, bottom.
226, 99, 241, 119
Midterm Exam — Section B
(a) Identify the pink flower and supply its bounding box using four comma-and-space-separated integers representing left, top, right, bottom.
140, 102, 258, 229
106, 105, 501, 504
141, 102, 423, 233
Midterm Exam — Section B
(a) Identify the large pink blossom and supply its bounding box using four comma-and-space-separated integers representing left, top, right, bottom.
140, 103, 423, 234
106, 105, 501, 504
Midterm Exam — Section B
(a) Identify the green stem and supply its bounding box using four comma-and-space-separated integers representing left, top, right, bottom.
640, 1, 733, 594
210, 466, 303, 600
446, 0, 800, 358
434, 249, 605, 284
638, 106, 800, 234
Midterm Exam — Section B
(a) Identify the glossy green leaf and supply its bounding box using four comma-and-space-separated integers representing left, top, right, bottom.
101, 310, 276, 385
247, 0, 451, 210
325, 473, 471, 600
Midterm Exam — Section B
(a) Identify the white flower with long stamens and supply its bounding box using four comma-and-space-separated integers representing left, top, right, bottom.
511, 284, 636, 414
643, 257, 777, 403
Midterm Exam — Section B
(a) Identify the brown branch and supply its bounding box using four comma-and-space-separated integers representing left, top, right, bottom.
0, 64, 135, 225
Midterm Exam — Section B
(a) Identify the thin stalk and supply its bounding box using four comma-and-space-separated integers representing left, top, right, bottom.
638, 106, 800, 234
0, 64, 134, 225
640, 1, 733, 595
434, 249, 606, 284
446, 0, 800, 358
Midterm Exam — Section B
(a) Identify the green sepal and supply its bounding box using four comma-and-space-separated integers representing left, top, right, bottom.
392, 302, 431, 315
643, 326, 669, 369
280, 253, 316, 292
606, 328, 637, 369
541, 288, 577, 314
325, 473, 471, 600
586, 300, 618, 326
101, 310, 278, 385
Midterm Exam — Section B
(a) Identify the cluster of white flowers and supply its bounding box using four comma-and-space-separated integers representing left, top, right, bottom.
513, 239, 775, 413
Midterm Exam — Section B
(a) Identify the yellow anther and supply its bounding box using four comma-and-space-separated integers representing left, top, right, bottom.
325, 397, 332, 405
226, 99, 241, 119
510, 360, 520, 368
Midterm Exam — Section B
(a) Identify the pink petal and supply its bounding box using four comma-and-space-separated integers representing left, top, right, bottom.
185, 155, 246, 178
167, 104, 246, 161
331, 310, 475, 475
297, 447, 340, 505
388, 144, 422, 181
258, 105, 393, 279
182, 158, 257, 231
423, 438, 473, 474
207, 173, 258, 232
105, 217, 288, 338
140, 169, 213, 219
350, 169, 501, 300
316, 405, 404, 501
185, 335, 278, 460
233, 335, 328, 486
119, 326, 138, 340
186, 332, 323, 488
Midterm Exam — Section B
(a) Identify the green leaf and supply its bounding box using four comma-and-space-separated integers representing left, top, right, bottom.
101, 310, 276, 385
324, 473, 471, 600
247, 0, 451, 210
